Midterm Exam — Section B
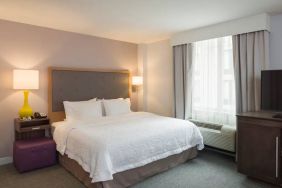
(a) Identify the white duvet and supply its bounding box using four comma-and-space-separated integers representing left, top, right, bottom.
53, 112, 204, 183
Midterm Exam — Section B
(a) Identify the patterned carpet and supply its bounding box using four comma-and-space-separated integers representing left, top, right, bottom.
0, 150, 278, 188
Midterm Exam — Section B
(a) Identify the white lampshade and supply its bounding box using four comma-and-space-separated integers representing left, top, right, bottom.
13, 69, 39, 90
132, 76, 143, 86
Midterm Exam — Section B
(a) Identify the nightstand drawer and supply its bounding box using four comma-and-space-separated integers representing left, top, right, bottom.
16, 124, 50, 132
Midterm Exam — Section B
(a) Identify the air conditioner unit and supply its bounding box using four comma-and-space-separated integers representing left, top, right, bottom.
190, 120, 236, 152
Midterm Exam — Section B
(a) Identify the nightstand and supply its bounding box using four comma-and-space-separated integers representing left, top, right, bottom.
13, 118, 56, 172
14, 118, 51, 140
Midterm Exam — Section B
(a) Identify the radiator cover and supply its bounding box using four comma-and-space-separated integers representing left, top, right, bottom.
190, 120, 236, 152
199, 126, 236, 152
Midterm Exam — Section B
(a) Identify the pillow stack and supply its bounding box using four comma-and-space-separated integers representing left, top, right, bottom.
63, 98, 131, 121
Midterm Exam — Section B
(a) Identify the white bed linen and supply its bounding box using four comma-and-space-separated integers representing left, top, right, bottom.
53, 112, 204, 183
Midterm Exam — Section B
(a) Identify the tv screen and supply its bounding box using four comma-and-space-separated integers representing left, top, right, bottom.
261, 70, 282, 111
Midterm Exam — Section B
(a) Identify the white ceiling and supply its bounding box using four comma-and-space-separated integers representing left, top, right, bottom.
0, 0, 282, 43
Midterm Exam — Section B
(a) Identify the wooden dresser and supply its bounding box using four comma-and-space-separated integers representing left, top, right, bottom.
237, 111, 282, 186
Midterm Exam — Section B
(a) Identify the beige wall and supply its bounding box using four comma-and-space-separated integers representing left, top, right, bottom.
270, 13, 282, 69
139, 40, 173, 117
137, 44, 146, 111
171, 13, 270, 45
0, 19, 138, 158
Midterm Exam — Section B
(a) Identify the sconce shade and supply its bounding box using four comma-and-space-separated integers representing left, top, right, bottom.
132, 76, 143, 86
13, 70, 39, 90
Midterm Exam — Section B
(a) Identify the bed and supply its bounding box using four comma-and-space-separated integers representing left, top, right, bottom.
48, 67, 204, 188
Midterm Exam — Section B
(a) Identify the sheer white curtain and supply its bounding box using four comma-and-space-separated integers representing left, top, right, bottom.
191, 36, 236, 126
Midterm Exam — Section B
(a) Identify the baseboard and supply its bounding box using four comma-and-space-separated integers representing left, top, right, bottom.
0, 156, 12, 166
205, 145, 236, 158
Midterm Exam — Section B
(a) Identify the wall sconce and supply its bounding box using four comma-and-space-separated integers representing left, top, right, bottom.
132, 76, 143, 92
13, 69, 39, 118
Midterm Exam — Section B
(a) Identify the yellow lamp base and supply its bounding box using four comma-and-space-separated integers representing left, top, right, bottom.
19, 90, 33, 118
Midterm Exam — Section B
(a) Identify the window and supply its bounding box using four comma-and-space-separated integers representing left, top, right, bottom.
191, 36, 236, 126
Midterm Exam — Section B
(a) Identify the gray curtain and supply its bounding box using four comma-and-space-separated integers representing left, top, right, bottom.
173, 44, 193, 119
232, 30, 270, 113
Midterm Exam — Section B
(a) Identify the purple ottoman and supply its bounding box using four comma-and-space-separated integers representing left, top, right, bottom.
13, 138, 56, 172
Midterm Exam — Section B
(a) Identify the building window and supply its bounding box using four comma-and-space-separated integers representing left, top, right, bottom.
191, 36, 236, 126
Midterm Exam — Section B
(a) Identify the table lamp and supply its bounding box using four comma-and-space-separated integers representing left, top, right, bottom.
13, 70, 39, 118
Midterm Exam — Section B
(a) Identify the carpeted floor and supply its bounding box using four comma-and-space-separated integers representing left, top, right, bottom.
0, 150, 279, 188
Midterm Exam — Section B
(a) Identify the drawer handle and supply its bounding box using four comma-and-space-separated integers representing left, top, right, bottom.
276, 136, 279, 178
31, 127, 40, 130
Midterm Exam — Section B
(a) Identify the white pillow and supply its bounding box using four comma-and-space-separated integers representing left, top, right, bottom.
103, 98, 131, 116
63, 100, 102, 121
99, 98, 123, 115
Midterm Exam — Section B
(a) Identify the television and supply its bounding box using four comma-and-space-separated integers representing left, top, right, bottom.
261, 70, 282, 112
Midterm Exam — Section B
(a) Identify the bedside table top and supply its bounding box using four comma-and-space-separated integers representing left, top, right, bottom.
15, 118, 49, 126
15, 118, 49, 123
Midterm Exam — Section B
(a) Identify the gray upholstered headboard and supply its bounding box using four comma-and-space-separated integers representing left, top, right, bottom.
48, 67, 131, 123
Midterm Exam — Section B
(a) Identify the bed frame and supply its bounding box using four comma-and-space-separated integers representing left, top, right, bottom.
59, 147, 197, 188
48, 66, 198, 188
